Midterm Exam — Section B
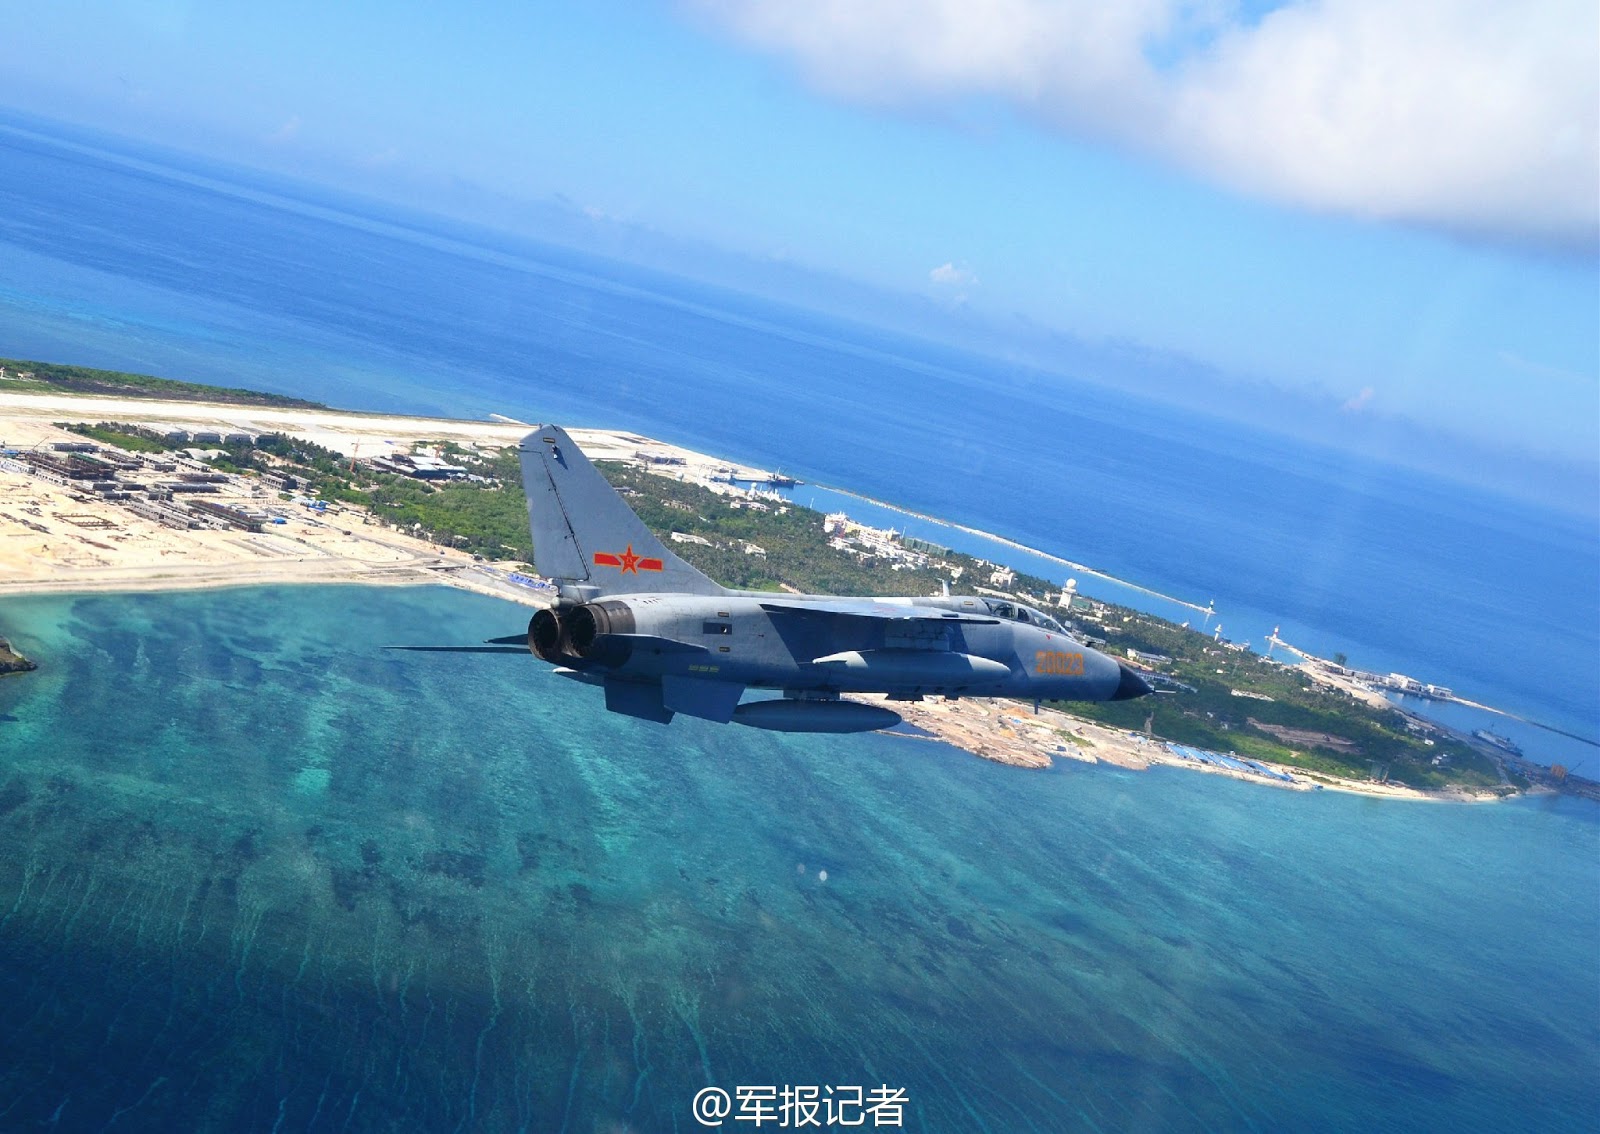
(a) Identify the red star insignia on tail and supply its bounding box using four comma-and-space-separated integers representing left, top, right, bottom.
592, 545, 664, 573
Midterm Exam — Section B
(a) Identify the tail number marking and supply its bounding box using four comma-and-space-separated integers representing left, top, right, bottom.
593, 544, 664, 574
1036, 650, 1085, 676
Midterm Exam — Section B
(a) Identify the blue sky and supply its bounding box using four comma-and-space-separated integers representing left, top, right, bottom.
2, 0, 1596, 464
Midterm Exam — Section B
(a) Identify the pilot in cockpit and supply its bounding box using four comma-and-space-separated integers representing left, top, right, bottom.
983, 599, 1068, 636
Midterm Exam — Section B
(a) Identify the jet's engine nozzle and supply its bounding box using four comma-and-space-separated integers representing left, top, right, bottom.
528, 608, 569, 662
566, 600, 638, 658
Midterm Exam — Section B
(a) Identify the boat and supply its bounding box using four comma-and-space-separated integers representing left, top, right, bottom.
1473, 729, 1523, 756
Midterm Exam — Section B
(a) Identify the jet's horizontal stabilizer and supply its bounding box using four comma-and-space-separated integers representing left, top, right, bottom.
384, 645, 528, 654
603, 677, 674, 723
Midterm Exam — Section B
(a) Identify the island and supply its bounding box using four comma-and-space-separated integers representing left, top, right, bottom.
0, 635, 35, 676
1, 357, 1587, 801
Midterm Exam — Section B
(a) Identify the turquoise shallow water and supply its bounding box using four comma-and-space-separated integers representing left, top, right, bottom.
0, 586, 1595, 1131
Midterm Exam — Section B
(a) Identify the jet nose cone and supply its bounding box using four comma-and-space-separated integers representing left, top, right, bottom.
1111, 663, 1152, 701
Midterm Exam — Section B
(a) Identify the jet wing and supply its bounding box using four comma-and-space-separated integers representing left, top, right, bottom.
758, 599, 999, 625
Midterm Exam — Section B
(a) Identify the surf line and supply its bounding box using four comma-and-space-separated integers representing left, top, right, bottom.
809, 483, 1212, 615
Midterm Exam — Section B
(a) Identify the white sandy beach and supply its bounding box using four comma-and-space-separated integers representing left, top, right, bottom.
0, 391, 776, 472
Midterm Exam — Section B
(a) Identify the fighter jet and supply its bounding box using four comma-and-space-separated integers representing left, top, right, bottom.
400, 425, 1149, 733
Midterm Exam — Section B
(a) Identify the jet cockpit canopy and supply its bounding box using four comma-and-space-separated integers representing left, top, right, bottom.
983, 598, 1069, 636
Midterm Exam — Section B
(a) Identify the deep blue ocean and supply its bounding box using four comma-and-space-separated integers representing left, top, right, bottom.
0, 119, 1597, 1130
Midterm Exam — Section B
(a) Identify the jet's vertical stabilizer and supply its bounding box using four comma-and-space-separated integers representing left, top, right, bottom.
518, 426, 727, 598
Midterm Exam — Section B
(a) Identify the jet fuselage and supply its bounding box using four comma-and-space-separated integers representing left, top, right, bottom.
540, 591, 1144, 703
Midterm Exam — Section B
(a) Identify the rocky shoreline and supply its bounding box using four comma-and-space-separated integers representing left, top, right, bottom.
0, 636, 36, 676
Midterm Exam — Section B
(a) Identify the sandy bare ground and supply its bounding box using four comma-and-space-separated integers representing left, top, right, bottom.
0, 399, 787, 604
0, 392, 780, 478
0, 466, 564, 612
0, 445, 468, 593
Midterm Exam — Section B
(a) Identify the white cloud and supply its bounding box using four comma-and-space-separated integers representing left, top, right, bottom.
1342, 385, 1376, 412
930, 260, 977, 285
694, 0, 1598, 251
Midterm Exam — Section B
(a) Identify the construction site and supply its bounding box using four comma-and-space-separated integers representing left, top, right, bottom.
0, 392, 788, 605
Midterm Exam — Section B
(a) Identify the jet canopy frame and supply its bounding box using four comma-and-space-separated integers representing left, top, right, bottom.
982, 599, 1070, 636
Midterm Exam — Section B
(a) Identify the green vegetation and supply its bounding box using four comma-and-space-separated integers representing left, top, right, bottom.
595, 464, 1079, 603
44, 422, 534, 560
59, 422, 169, 453
245, 436, 533, 560
364, 478, 535, 563
1, 357, 324, 408
598, 462, 966, 595
1058, 608, 1503, 789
